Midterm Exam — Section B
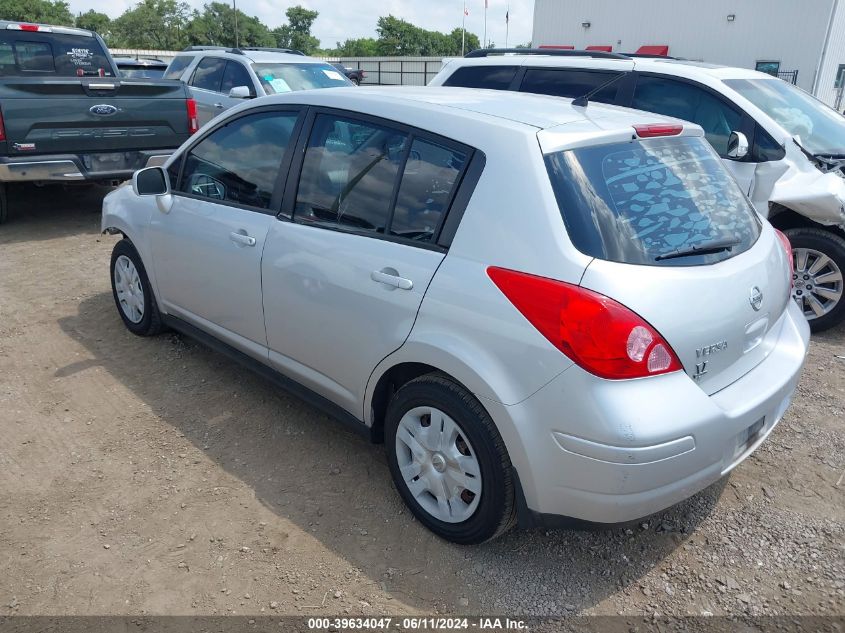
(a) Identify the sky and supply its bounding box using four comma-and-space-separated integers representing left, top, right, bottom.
68, 0, 536, 49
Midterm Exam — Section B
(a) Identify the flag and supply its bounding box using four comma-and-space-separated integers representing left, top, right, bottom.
505, 9, 509, 23
485, 0, 489, 8
465, 7, 469, 15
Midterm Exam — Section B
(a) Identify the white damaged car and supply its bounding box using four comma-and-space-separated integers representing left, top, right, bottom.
432, 52, 845, 330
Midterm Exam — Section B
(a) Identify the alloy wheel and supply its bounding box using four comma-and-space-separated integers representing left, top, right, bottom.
792, 247, 843, 320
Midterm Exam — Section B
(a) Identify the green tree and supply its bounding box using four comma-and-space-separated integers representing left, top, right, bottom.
330, 37, 378, 57
272, 5, 319, 55
0, 0, 74, 26
375, 15, 480, 56
75, 9, 111, 39
110, 0, 191, 50
187, 1, 274, 48
448, 28, 480, 55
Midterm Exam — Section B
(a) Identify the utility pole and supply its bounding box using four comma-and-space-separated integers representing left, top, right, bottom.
233, 0, 239, 48
461, 1, 467, 56
483, 0, 488, 48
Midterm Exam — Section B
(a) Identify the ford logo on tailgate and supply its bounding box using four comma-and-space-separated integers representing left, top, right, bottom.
89, 104, 118, 116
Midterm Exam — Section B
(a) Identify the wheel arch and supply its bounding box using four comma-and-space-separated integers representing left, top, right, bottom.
769, 203, 845, 239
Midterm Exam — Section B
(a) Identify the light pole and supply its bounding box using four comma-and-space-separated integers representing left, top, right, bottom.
233, 0, 239, 48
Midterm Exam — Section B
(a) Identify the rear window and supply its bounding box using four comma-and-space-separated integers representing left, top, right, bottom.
545, 136, 761, 266
163, 55, 195, 80
0, 32, 113, 77
442, 65, 518, 90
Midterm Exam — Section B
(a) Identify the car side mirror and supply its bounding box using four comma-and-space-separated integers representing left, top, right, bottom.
727, 131, 749, 160
228, 85, 253, 99
132, 166, 170, 196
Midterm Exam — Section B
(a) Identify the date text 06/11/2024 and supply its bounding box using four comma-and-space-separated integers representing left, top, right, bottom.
306, 617, 529, 630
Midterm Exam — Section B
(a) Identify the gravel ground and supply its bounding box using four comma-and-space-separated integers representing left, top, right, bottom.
0, 185, 843, 618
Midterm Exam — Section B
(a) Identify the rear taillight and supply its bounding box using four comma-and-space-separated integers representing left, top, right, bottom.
487, 267, 683, 380
186, 98, 198, 135
775, 229, 794, 287
634, 124, 683, 138
0, 105, 5, 142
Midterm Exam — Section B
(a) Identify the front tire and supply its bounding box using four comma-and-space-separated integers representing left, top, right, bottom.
110, 239, 164, 336
785, 228, 845, 332
385, 373, 516, 544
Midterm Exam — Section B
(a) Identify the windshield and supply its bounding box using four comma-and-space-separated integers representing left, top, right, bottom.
251, 62, 351, 94
725, 78, 845, 155
545, 136, 761, 266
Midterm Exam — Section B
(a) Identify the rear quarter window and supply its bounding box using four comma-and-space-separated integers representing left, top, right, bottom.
442, 65, 518, 90
545, 136, 761, 266
163, 55, 195, 80
520, 68, 621, 104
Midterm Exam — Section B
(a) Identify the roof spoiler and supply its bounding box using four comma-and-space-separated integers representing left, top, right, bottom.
465, 48, 630, 60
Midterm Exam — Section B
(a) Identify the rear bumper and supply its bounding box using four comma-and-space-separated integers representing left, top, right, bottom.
0, 150, 175, 183
485, 300, 811, 525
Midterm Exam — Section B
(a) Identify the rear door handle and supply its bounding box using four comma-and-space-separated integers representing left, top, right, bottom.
214, 102, 224, 109
371, 269, 413, 290
229, 231, 256, 247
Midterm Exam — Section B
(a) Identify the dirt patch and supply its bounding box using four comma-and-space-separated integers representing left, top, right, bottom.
0, 185, 843, 617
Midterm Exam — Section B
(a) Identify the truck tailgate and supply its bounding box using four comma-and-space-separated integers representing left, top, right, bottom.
1, 78, 191, 155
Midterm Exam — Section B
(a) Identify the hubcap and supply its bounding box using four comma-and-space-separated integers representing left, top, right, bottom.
114, 255, 145, 324
792, 248, 843, 320
394, 406, 482, 524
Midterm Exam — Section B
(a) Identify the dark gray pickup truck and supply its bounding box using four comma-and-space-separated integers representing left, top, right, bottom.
0, 21, 198, 223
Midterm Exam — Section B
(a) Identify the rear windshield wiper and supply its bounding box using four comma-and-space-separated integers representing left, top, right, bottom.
655, 238, 740, 261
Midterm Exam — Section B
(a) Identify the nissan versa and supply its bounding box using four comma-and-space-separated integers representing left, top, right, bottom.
101, 87, 810, 543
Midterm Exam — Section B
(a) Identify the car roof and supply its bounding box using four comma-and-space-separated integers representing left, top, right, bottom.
173, 49, 327, 65
257, 85, 683, 131
0, 20, 95, 37
447, 53, 770, 82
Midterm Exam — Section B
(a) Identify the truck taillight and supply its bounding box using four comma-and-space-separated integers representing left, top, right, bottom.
186, 98, 199, 135
775, 229, 794, 288
487, 267, 683, 380
7, 24, 51, 32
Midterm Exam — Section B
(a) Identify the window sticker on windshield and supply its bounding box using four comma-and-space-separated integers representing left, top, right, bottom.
269, 77, 291, 93
67, 47, 94, 66
322, 69, 344, 81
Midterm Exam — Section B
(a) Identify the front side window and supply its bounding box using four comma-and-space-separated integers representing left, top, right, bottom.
221, 61, 255, 95
632, 76, 743, 156
725, 77, 845, 155
252, 63, 350, 94
545, 136, 761, 266
442, 65, 518, 90
295, 114, 408, 232
190, 56, 226, 92
520, 68, 622, 103
178, 111, 299, 210
163, 55, 194, 80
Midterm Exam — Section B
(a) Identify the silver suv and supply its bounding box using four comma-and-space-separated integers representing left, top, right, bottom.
102, 87, 809, 543
164, 46, 352, 127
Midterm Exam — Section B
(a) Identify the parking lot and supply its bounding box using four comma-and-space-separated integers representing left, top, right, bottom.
0, 185, 843, 618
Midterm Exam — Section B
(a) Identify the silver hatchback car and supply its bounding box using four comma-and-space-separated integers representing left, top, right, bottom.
102, 87, 810, 544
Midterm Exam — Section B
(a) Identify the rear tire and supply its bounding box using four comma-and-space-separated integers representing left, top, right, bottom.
785, 228, 845, 332
385, 373, 516, 544
110, 239, 164, 337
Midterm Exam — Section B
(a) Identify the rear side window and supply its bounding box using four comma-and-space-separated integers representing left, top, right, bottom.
442, 65, 518, 90
520, 69, 621, 104
164, 55, 194, 80
632, 76, 743, 156
390, 139, 467, 242
295, 114, 408, 233
0, 32, 113, 76
545, 136, 761, 266
190, 57, 226, 92
178, 111, 299, 210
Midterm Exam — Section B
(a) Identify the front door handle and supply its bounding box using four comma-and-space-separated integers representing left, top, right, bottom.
214, 102, 224, 109
371, 269, 413, 290
229, 231, 256, 247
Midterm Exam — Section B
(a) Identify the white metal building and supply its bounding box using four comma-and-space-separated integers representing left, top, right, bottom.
531, 0, 845, 107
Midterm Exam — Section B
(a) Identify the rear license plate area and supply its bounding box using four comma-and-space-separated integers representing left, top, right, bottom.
737, 417, 765, 455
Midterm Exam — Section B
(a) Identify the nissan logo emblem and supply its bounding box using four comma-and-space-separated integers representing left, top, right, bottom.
749, 286, 763, 311
89, 104, 118, 116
